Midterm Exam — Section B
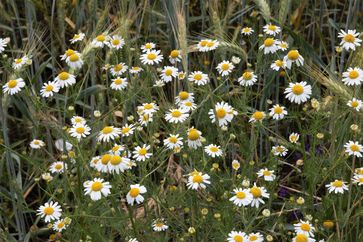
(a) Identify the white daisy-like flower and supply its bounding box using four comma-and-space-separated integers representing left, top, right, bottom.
188, 71, 209, 86
257, 168, 276, 181
344, 141, 363, 157
106, 35, 125, 49
96, 154, 112, 173
249, 183, 270, 208
293, 234, 316, 242
270, 59, 286, 71
90, 156, 101, 169
30, 139, 45, 149
140, 50, 163, 65
272, 145, 288, 156
263, 23, 281, 36
165, 107, 189, 123
71, 116, 86, 126
152, 219, 168, 232
49, 161, 67, 174
66, 52, 84, 69
227, 231, 248, 242
216, 60, 235, 76
129, 66, 143, 74
187, 171, 210, 190
289, 133, 300, 143
277, 40, 289, 51
249, 111, 266, 123
259, 38, 279, 54
70, 32, 85, 44
91, 34, 108, 48
241, 27, 254, 36
187, 127, 203, 149
269, 104, 287, 120
284, 82, 312, 104
160, 66, 178, 83
83, 178, 112, 201
247, 232, 264, 242
40, 81, 60, 98
110, 144, 125, 155
54, 71, 76, 88
204, 144, 223, 158
3, 78, 25, 95
238, 71, 257, 86
13, 56, 30, 70
60, 49, 77, 61
352, 174, 363, 186
338, 29, 362, 51
284, 50, 304, 69
342, 67, 363, 86
209, 102, 237, 127
347, 98, 362, 111
138, 102, 159, 116
139, 113, 154, 127
37, 201, 62, 223
126, 184, 147, 205
175, 91, 194, 104
164, 134, 183, 150
108, 155, 129, 174
179, 101, 197, 111
141, 42, 155, 52
120, 123, 134, 137
110, 63, 128, 76
55, 139, 73, 151
0, 37, 10, 53
53, 219, 68, 232
110, 77, 128, 90
97, 126, 121, 142
169, 49, 182, 64
132, 144, 152, 162
294, 220, 315, 237
229, 188, 253, 207
326, 179, 348, 194
69, 123, 91, 140
197, 39, 219, 52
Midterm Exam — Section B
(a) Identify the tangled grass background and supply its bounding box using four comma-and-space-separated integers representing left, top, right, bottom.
0, 0, 363, 241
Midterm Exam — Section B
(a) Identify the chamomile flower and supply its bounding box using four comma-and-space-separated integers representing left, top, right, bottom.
49, 161, 67, 174
141, 42, 155, 52
54, 71, 76, 88
30, 139, 45, 149
110, 77, 128, 90
169, 49, 182, 64
160, 66, 178, 82
204, 144, 223, 158
53, 219, 68, 232
229, 188, 253, 207
96, 154, 112, 173
139, 113, 153, 127
13, 56, 30, 69
249, 183, 270, 208
71, 116, 86, 126
140, 50, 164, 65
175, 91, 194, 104
110, 144, 125, 155
164, 134, 183, 150
110, 63, 128, 76
338, 29, 362, 51
188, 71, 209, 85
209, 102, 237, 127
91, 34, 108, 48
165, 107, 189, 123
130, 66, 143, 74
269, 104, 287, 120
83, 178, 112, 201
259, 38, 279, 54
37, 201, 62, 222
352, 174, 363, 185
90, 156, 101, 169
187, 171, 210, 190
108, 155, 129, 174
119, 123, 134, 137
60, 49, 77, 60
241, 27, 254, 36
40, 81, 60, 97
292, 234, 316, 242
277, 40, 289, 51
227, 231, 248, 242
69, 123, 91, 140
342, 67, 363, 86
97, 126, 121, 142
247, 232, 264, 242
3, 78, 25, 95
257, 168, 276, 181
197, 39, 219, 52
132, 144, 152, 162
294, 220, 315, 237
284, 50, 304, 69
272, 145, 288, 156
238, 71, 258, 86
284, 82, 312, 104
66, 52, 83, 69
344, 141, 363, 157
289, 133, 300, 143
126, 184, 147, 205
179, 101, 197, 111
187, 127, 203, 149
0, 37, 10, 53
70, 32, 85, 43
152, 219, 168, 232
216, 60, 235, 76
263, 23, 281, 36
347, 98, 362, 111
270, 59, 286, 71
139, 102, 159, 115
106, 35, 125, 49
249, 111, 266, 123
326, 179, 348, 194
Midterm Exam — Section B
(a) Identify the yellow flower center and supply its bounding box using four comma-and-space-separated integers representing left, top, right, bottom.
102, 126, 113, 134
192, 174, 203, 183
170, 50, 179, 58
15, 58, 22, 64
268, 25, 276, 31
58, 72, 69, 80
323, 220, 334, 229
264, 38, 275, 47
69, 53, 79, 62
7, 80, 17, 88
252, 111, 264, 121
122, 127, 130, 134
301, 223, 310, 231
200, 40, 208, 47
112, 145, 120, 152
179, 91, 189, 100
74, 117, 82, 123
194, 73, 202, 81
221, 63, 230, 71
144, 103, 153, 110
91, 181, 103, 191
349, 70, 359, 79
34, 140, 40, 145
112, 39, 120, 45
344, 34, 355, 43
165, 69, 173, 76
55, 164, 63, 170
129, 188, 140, 197
114, 64, 123, 71
332, 180, 343, 187
76, 127, 85, 134
147, 53, 157, 60
169, 137, 178, 143
216, 108, 227, 118
359, 178, 363, 182
209, 146, 219, 152
234, 235, 244, 242
263, 170, 271, 176
351, 101, 359, 108
45, 85, 54, 92
188, 129, 200, 140
287, 50, 299, 60
295, 234, 308, 242
110, 155, 122, 165
96, 35, 106, 42
242, 71, 252, 80
236, 191, 246, 199
274, 106, 283, 114
138, 148, 147, 155
57, 222, 65, 229
276, 146, 285, 153
250, 186, 262, 198
114, 79, 123, 85
155, 222, 164, 228
249, 235, 257, 241
44, 207, 54, 215
350, 144, 360, 152
73, 34, 80, 39
207, 41, 215, 47
65, 49, 75, 56
171, 110, 182, 118
101, 154, 111, 165
275, 60, 284, 67
292, 84, 304, 95
145, 43, 152, 49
